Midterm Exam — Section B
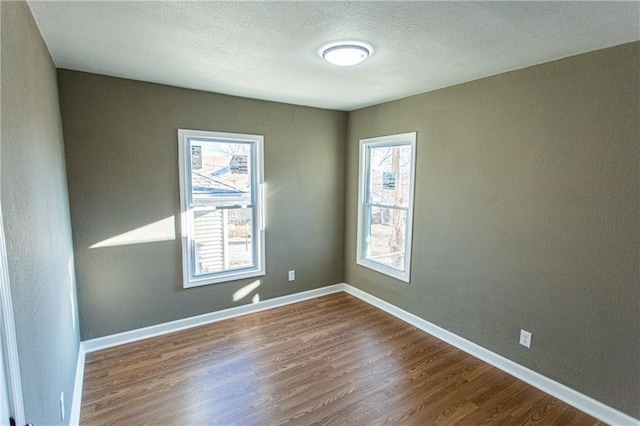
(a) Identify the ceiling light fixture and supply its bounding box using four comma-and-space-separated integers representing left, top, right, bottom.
321, 42, 372, 67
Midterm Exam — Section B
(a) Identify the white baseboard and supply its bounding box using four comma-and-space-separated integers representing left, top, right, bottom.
69, 344, 85, 426
74, 282, 637, 426
82, 283, 345, 353
342, 283, 639, 426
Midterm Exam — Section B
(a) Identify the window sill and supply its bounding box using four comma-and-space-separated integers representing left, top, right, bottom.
356, 258, 410, 283
184, 268, 265, 288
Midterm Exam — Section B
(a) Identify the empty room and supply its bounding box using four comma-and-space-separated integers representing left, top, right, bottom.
1, 1, 638, 425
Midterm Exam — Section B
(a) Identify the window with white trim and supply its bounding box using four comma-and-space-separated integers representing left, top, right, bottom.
178, 129, 265, 288
357, 132, 416, 282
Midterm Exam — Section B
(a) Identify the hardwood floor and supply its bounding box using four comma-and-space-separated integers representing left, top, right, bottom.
80, 293, 605, 425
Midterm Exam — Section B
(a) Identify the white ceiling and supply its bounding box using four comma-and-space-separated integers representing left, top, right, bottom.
28, 1, 640, 111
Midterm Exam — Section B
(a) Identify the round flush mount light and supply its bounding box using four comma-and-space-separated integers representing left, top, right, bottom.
320, 42, 372, 67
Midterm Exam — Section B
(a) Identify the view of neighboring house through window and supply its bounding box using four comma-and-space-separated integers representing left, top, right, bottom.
178, 129, 265, 288
357, 132, 416, 282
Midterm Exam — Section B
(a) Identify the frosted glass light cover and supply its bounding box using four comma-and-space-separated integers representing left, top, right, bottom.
322, 44, 370, 67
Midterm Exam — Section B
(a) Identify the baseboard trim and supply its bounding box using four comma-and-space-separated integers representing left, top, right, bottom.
82, 283, 345, 353
69, 343, 85, 426
342, 283, 638, 426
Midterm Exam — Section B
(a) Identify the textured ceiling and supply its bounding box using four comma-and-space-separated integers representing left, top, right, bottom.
28, 1, 640, 111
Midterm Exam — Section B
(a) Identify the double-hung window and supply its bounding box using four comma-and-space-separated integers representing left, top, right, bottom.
178, 129, 265, 288
357, 132, 416, 282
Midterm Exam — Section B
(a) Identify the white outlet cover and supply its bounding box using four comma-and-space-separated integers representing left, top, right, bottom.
288, 270, 295, 281
519, 329, 532, 348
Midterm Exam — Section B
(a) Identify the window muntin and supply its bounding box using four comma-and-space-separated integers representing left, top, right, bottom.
178, 129, 265, 288
357, 132, 416, 282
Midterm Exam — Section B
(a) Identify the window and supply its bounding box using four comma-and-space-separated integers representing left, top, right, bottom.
178, 129, 265, 288
357, 132, 416, 282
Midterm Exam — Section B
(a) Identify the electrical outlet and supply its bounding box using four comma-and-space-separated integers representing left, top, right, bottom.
60, 392, 65, 421
519, 329, 532, 348
288, 270, 295, 281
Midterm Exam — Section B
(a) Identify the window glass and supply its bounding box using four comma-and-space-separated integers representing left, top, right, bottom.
368, 145, 412, 208
366, 206, 407, 270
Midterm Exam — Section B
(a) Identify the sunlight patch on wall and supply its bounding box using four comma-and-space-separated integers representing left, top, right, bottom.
90, 216, 176, 248
68, 258, 76, 332
233, 280, 261, 302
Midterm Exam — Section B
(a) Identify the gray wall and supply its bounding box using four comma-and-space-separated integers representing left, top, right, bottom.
57, 70, 347, 340
1, 2, 80, 424
345, 42, 639, 417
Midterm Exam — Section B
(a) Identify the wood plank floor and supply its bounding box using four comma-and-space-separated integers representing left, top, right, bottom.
81, 293, 605, 425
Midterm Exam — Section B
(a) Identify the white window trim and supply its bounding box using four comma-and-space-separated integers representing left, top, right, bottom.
356, 132, 417, 283
178, 129, 266, 288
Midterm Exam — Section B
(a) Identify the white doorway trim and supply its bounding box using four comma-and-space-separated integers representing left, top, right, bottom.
0, 205, 25, 426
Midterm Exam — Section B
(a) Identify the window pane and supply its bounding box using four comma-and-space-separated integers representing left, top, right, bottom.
193, 209, 225, 275
189, 139, 252, 208
366, 206, 406, 270
193, 207, 254, 276
368, 145, 412, 207
226, 208, 254, 270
